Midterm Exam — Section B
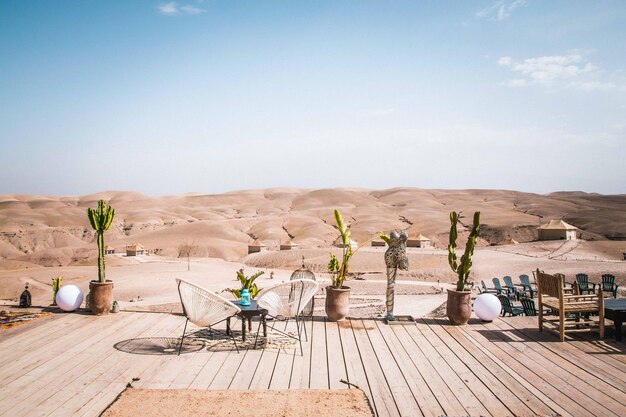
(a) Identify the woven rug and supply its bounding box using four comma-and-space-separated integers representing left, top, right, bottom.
0, 310, 51, 329
101, 389, 374, 417
114, 328, 297, 355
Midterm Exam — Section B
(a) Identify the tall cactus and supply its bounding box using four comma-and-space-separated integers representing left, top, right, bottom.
87, 200, 115, 283
448, 211, 481, 291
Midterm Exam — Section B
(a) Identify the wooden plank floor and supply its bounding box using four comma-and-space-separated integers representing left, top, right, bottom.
1, 312, 625, 417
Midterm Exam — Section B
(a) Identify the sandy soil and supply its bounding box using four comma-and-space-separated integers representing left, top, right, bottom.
102, 389, 374, 417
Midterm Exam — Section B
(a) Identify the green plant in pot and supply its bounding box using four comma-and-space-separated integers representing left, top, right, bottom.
446, 210, 480, 325
225, 268, 264, 299
87, 200, 116, 315
325, 209, 354, 321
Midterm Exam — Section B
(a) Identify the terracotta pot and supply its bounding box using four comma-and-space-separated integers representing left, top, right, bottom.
446, 289, 472, 325
325, 286, 350, 321
89, 280, 114, 315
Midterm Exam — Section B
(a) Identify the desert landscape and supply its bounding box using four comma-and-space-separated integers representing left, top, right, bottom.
1, 187, 624, 317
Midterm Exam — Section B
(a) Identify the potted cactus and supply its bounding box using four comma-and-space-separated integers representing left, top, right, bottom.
446, 211, 480, 325
87, 200, 116, 315
325, 209, 353, 321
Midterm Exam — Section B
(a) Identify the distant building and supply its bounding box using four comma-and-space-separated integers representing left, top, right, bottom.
371, 240, 386, 247
248, 240, 267, 254
280, 240, 298, 251
538, 219, 578, 241
334, 237, 358, 249
126, 243, 146, 256
104, 246, 116, 255
407, 234, 431, 248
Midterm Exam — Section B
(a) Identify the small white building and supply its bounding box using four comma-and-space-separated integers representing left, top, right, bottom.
248, 240, 267, 254
126, 243, 146, 256
538, 219, 578, 241
104, 245, 116, 255
407, 234, 431, 248
280, 240, 299, 251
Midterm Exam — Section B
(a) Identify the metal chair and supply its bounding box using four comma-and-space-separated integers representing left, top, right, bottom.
254, 279, 319, 355
601, 274, 619, 298
176, 278, 241, 355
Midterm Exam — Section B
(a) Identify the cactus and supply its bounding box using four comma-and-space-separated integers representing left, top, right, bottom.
448, 211, 481, 291
87, 200, 116, 283
52, 276, 63, 305
327, 209, 355, 288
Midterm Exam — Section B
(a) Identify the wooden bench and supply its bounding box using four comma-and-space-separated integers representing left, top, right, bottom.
535, 269, 604, 342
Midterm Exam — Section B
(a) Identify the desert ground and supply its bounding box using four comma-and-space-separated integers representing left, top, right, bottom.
1, 188, 625, 317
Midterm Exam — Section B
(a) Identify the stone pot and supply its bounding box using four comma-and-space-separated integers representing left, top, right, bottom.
446, 289, 472, 325
325, 286, 350, 321
89, 280, 114, 315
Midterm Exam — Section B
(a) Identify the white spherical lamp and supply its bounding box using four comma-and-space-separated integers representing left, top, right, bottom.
55, 285, 84, 312
473, 293, 501, 322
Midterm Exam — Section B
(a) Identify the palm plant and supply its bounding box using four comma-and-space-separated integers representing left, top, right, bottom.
328, 209, 353, 289
448, 211, 481, 291
225, 268, 264, 299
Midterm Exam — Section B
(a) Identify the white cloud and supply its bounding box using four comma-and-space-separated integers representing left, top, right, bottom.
476, 0, 528, 21
497, 54, 626, 92
157, 2, 206, 16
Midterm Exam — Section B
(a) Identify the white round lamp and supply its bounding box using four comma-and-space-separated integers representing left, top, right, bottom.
55, 285, 84, 312
473, 293, 501, 322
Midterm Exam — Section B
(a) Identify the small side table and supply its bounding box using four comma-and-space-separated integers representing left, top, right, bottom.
226, 300, 267, 342
605, 298, 626, 342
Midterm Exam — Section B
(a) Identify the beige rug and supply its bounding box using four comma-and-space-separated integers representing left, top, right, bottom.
101, 389, 374, 417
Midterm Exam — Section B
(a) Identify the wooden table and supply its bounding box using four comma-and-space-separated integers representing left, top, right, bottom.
226, 300, 267, 342
604, 298, 626, 341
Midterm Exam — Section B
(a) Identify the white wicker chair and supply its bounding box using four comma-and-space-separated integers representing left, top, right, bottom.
176, 278, 241, 355
254, 279, 319, 354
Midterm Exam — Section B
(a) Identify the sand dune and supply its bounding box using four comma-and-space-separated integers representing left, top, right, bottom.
0, 188, 624, 267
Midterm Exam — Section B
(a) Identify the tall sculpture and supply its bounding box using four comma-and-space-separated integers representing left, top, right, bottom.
384, 231, 409, 321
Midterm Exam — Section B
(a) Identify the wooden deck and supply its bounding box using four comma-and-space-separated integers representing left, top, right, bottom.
1, 311, 625, 417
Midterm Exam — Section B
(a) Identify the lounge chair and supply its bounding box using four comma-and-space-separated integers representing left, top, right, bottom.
574, 273, 596, 295
520, 297, 537, 316
497, 294, 523, 317
519, 274, 536, 298
536, 269, 604, 342
176, 278, 241, 355
601, 274, 618, 298
493, 277, 515, 299
503, 276, 520, 300
479, 280, 498, 294
254, 279, 319, 355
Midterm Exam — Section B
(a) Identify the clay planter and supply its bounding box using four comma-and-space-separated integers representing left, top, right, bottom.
89, 280, 114, 315
446, 289, 472, 325
325, 286, 350, 321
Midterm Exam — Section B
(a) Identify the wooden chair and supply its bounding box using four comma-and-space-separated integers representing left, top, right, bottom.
601, 274, 619, 298
535, 269, 604, 342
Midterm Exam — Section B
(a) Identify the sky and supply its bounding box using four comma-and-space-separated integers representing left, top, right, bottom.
1, 0, 625, 196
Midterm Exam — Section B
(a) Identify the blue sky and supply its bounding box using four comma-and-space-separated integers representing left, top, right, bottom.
1, 1, 625, 195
